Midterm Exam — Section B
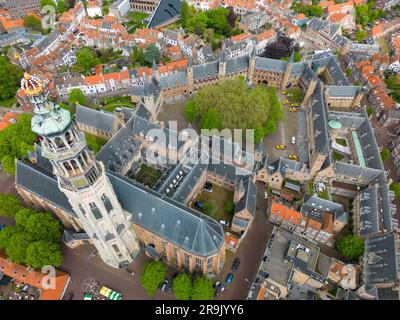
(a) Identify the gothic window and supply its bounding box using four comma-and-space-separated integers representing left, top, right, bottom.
65, 131, 74, 145
89, 202, 102, 220
184, 253, 190, 267
64, 162, 72, 172
54, 137, 65, 149
79, 204, 86, 216
101, 194, 113, 213
207, 257, 213, 271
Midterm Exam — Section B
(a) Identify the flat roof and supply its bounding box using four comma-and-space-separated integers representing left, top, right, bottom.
351, 131, 366, 167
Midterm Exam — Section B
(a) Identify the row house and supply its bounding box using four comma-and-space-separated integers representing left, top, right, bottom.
54, 69, 131, 98
371, 17, 400, 39
187, 0, 219, 11
221, 0, 256, 15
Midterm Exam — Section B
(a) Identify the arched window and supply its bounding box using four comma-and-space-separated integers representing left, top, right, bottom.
65, 131, 74, 145
54, 137, 65, 149
89, 203, 102, 220
64, 162, 72, 171
101, 194, 113, 213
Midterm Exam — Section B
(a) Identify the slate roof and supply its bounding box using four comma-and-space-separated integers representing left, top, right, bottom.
226, 56, 249, 75
75, 105, 115, 134
301, 194, 345, 223
363, 233, 398, 286
193, 61, 219, 80
255, 57, 286, 73
147, 0, 182, 28
310, 84, 330, 155
107, 172, 224, 257
235, 177, 256, 217
15, 160, 75, 216
325, 86, 362, 97
357, 185, 380, 237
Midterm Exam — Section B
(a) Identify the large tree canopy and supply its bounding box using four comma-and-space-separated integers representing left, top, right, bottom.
0, 114, 37, 175
0, 207, 63, 268
140, 261, 166, 296
172, 273, 192, 300
262, 36, 299, 60
68, 88, 87, 106
74, 48, 101, 73
143, 44, 161, 65
0, 56, 23, 101
184, 77, 284, 142
0, 194, 24, 218
191, 276, 214, 300
336, 235, 365, 261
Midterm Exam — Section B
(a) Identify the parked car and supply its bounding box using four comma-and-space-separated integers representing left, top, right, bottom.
160, 279, 169, 293
194, 202, 204, 210
203, 182, 213, 193
219, 220, 230, 227
214, 281, 226, 295
231, 258, 241, 273
291, 136, 296, 144
275, 145, 286, 150
289, 155, 298, 161
225, 273, 234, 286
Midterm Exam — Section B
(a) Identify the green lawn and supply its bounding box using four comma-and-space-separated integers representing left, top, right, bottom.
85, 133, 108, 154
335, 138, 347, 147
195, 185, 234, 224
333, 151, 345, 161
126, 12, 149, 33
318, 188, 329, 200
101, 96, 135, 112
308, 181, 314, 195
0, 97, 16, 108
134, 164, 162, 187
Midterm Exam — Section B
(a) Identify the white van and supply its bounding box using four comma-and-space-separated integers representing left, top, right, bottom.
291, 136, 296, 144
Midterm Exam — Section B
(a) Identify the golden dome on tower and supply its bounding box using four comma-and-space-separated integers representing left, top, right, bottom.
21, 73, 44, 96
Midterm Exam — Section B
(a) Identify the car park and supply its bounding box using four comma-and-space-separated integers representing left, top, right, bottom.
231, 258, 241, 273
225, 273, 234, 286
275, 145, 286, 150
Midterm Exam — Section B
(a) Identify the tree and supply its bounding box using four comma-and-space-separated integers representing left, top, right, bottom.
180, 0, 189, 28
0, 194, 24, 218
24, 15, 43, 32
390, 182, 400, 198
130, 46, 145, 67
223, 200, 235, 214
355, 29, 368, 43
288, 88, 305, 102
24, 212, 62, 243
185, 77, 283, 141
292, 3, 323, 17
203, 200, 216, 215
6, 232, 31, 264
74, 48, 101, 73
263, 36, 299, 60
227, 7, 237, 28
15, 208, 36, 228
184, 100, 196, 122
173, 273, 192, 300
58, 0, 67, 13
25, 241, 63, 268
143, 44, 161, 65
0, 114, 37, 175
140, 261, 166, 296
191, 276, 214, 300
336, 235, 364, 261
0, 226, 21, 249
188, 10, 208, 35
40, 0, 56, 8
380, 148, 391, 161
0, 56, 23, 101
206, 8, 231, 36
68, 88, 86, 106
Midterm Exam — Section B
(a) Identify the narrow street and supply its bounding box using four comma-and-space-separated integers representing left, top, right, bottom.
216, 182, 273, 300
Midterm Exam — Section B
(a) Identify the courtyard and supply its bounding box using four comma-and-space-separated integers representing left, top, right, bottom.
192, 184, 235, 225
132, 163, 162, 188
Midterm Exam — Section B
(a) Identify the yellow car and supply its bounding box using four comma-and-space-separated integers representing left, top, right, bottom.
289, 155, 298, 161
289, 107, 300, 112
283, 99, 290, 105
275, 145, 286, 150
291, 103, 300, 107
281, 90, 288, 95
